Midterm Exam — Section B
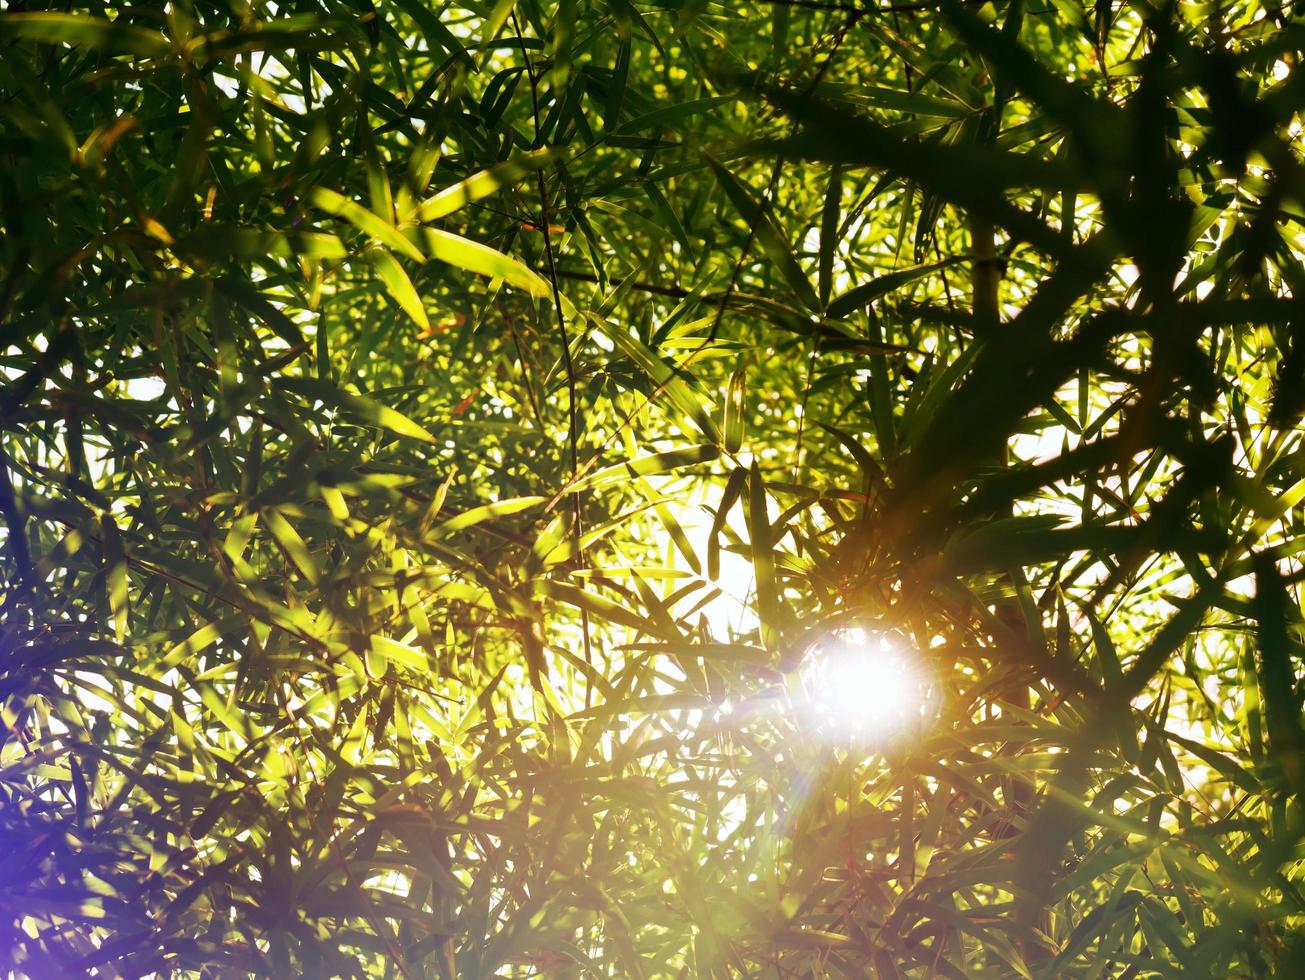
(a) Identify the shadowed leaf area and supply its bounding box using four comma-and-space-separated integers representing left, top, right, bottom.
2, 0, 1305, 976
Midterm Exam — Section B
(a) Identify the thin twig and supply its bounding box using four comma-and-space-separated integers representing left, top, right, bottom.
513, 10, 595, 700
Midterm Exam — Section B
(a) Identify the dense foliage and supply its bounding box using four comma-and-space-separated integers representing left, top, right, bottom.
2, 0, 1305, 975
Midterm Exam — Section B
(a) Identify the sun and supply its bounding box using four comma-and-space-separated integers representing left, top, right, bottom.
799, 629, 932, 744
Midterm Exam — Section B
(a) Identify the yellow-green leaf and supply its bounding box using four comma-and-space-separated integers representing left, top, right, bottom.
278, 377, 439, 444
417, 148, 558, 222
571, 445, 720, 492
428, 496, 546, 537
264, 509, 320, 585
309, 186, 424, 262
423, 228, 549, 297
369, 635, 429, 673
370, 248, 430, 330
102, 517, 129, 643
160, 620, 225, 670
723, 368, 746, 453
0, 12, 171, 56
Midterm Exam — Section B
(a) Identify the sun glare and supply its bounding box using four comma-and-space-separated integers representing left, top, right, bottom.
800, 629, 933, 745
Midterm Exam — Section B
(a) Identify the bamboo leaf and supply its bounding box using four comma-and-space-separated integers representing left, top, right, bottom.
309, 186, 425, 262
746, 461, 779, 649
707, 157, 820, 312
278, 377, 438, 444
723, 367, 745, 454
709, 466, 748, 582
370, 248, 430, 330
368, 635, 429, 673
264, 508, 320, 585
422, 227, 549, 296
571, 445, 720, 493
600, 324, 722, 444
417, 148, 559, 221
0, 12, 171, 55
428, 496, 546, 536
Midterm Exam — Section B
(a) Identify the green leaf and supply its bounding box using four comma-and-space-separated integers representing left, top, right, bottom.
277, 377, 438, 443
615, 97, 732, 134
309, 186, 425, 262
370, 248, 430, 330
708, 466, 748, 582
599, 324, 722, 444
723, 368, 745, 454
264, 508, 320, 585
826, 258, 959, 319
422, 228, 549, 296
417, 148, 559, 222
0, 12, 170, 56
571, 445, 720, 492
536, 579, 670, 637
368, 635, 429, 673
815, 420, 885, 489
428, 496, 546, 536
746, 461, 779, 649
707, 157, 820, 312
480, 0, 518, 46
1253, 552, 1305, 793
102, 517, 129, 644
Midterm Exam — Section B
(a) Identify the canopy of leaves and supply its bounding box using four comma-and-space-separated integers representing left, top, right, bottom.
1, 0, 1304, 976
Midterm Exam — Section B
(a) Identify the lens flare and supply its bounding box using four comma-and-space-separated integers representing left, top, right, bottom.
799, 629, 933, 745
